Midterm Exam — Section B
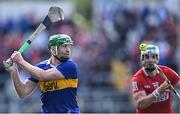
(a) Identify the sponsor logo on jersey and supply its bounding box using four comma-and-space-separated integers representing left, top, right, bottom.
144, 85, 150, 88
40, 79, 78, 92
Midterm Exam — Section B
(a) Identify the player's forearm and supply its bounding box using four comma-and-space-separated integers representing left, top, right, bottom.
136, 93, 156, 109
10, 69, 28, 99
18, 60, 64, 81
18, 60, 46, 81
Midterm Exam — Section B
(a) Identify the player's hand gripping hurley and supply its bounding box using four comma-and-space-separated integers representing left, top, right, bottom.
3, 6, 64, 68
155, 64, 180, 99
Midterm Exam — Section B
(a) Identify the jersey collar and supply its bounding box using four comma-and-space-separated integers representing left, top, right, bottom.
46, 57, 56, 67
143, 67, 159, 76
46, 57, 72, 67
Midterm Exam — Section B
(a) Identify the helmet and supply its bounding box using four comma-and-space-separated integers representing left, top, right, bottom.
139, 43, 160, 72
48, 34, 73, 46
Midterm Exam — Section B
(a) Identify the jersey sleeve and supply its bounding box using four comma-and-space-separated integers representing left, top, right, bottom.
28, 77, 39, 83
165, 67, 179, 85
56, 61, 78, 79
131, 76, 144, 93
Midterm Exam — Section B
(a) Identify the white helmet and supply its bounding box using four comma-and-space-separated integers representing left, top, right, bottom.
139, 43, 160, 72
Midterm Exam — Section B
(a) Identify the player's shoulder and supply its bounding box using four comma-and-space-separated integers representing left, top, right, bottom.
64, 59, 77, 64
66, 59, 75, 63
61, 59, 78, 67
159, 65, 173, 72
132, 68, 144, 79
159, 65, 178, 75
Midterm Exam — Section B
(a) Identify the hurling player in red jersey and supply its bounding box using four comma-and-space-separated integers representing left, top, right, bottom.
131, 43, 180, 113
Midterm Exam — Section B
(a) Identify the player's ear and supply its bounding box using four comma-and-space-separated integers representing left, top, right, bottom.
49, 46, 55, 53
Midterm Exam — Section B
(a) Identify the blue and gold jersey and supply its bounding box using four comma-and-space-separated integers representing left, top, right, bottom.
28, 59, 80, 113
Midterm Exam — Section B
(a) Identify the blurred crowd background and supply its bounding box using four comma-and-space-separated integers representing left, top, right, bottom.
0, 0, 179, 113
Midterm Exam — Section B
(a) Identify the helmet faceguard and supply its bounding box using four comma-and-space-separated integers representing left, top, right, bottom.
139, 43, 160, 72
48, 34, 73, 61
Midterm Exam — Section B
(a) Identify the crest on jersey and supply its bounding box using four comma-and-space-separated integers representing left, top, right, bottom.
152, 82, 159, 89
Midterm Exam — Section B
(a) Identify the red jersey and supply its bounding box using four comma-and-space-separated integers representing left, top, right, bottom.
131, 65, 179, 113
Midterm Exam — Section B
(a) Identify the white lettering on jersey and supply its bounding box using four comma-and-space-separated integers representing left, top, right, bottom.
144, 85, 150, 88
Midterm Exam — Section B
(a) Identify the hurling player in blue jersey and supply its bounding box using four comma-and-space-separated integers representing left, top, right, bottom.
6, 34, 80, 113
